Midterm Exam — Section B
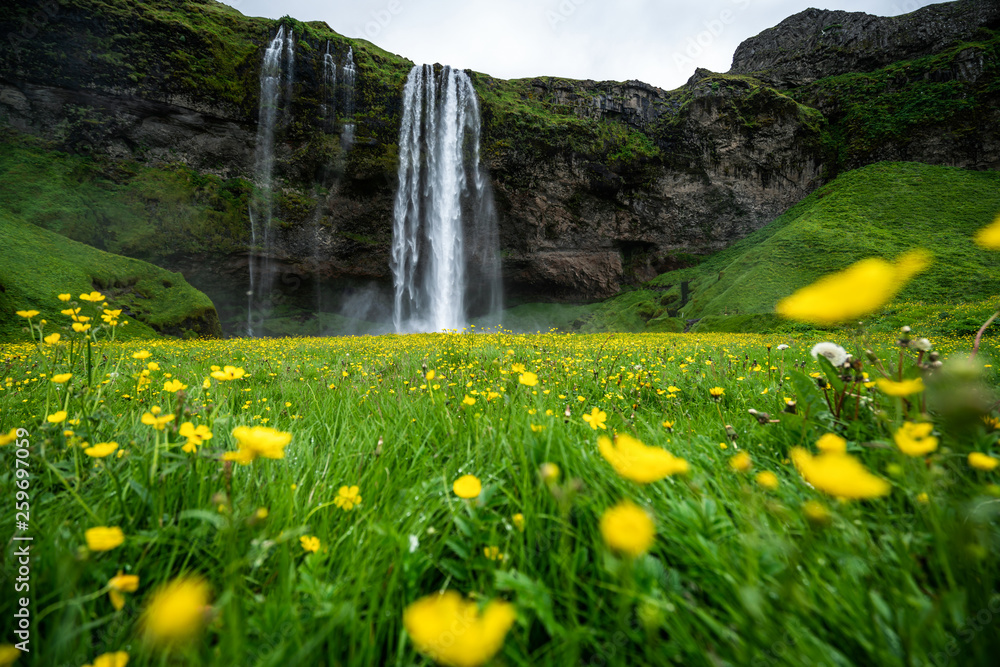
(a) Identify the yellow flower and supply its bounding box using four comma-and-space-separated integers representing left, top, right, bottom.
44, 333, 61, 344
0, 645, 21, 666
146, 362, 160, 372
141, 576, 210, 645
82, 651, 129, 667
79, 291, 106, 302
539, 462, 560, 483
969, 452, 999, 471
0, 428, 18, 446
775, 250, 931, 325
84, 442, 119, 458
222, 426, 292, 464
108, 571, 140, 611
46, 410, 68, 424
85, 526, 125, 552
141, 412, 175, 430
893, 422, 938, 457
403, 591, 516, 667
453, 474, 482, 499
790, 448, 890, 499
202, 377, 211, 389
600, 500, 655, 557
510, 363, 526, 374
662, 420, 674, 429
15, 310, 39, 319
163, 379, 188, 393
816, 433, 847, 454
300, 535, 321, 553
179, 422, 212, 453
803, 500, 832, 526
132, 350, 151, 360
875, 377, 925, 397
729, 451, 752, 472
518, 371, 538, 387
582, 407, 607, 430
973, 213, 1000, 249
462, 395, 476, 406
598, 433, 689, 483
916, 492, 929, 504
72, 322, 91, 333
51, 373, 73, 384
756, 471, 779, 490
709, 387, 725, 399
334, 485, 362, 511
512, 513, 525, 532
57, 293, 72, 301
529, 423, 545, 432
425, 369, 436, 380
210, 365, 246, 381
483, 546, 504, 561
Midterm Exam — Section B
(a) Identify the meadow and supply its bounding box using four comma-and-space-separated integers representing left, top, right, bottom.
2, 290, 1000, 667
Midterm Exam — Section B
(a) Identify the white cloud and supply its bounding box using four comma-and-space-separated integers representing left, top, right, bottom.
220, 0, 936, 89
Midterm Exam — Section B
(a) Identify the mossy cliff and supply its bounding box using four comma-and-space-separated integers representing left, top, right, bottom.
1, 0, 998, 334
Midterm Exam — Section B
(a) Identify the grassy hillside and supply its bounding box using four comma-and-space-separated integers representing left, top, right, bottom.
534, 162, 1000, 335
0, 212, 221, 341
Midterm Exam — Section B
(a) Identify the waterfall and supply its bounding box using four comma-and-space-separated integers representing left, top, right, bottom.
322, 41, 337, 128
390, 64, 502, 333
248, 25, 294, 336
341, 46, 357, 149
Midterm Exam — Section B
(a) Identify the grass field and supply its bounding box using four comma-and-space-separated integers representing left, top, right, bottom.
2, 292, 1000, 666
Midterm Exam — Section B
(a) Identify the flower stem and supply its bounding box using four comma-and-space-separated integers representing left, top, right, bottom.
971, 310, 1000, 359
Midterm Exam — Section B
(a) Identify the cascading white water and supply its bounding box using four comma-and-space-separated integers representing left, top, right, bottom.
322, 41, 337, 126
248, 25, 294, 336
341, 46, 357, 148
391, 64, 502, 333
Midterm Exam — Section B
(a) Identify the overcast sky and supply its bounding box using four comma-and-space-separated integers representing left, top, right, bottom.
219, 0, 940, 89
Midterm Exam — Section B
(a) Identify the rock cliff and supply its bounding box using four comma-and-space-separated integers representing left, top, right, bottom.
0, 0, 997, 333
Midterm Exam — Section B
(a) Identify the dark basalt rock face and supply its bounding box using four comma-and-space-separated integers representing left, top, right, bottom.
730, 0, 1000, 86
0, 0, 997, 331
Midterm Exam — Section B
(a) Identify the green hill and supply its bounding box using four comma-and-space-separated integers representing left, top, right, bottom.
570, 162, 1000, 335
0, 212, 222, 341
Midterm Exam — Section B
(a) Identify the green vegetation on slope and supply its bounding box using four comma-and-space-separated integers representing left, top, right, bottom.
0, 211, 221, 341
566, 162, 1000, 335
0, 130, 252, 263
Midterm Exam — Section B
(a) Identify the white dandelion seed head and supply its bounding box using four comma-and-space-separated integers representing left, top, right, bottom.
810, 342, 849, 367
776, 344, 790, 351
913, 338, 932, 352
408, 534, 419, 553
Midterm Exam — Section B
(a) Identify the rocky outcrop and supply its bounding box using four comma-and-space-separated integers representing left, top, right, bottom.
730, 0, 1000, 86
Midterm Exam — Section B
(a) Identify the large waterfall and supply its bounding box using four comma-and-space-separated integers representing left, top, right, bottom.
248, 25, 294, 336
391, 64, 502, 333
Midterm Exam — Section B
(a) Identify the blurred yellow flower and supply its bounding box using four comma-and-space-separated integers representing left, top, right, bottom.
803, 500, 832, 525
582, 407, 607, 430
973, 213, 1000, 249
43, 333, 61, 344
893, 422, 938, 457
0, 429, 18, 446
453, 474, 482, 499
775, 250, 931, 325
512, 513, 525, 532
79, 291, 106, 302
539, 462, 560, 483
163, 379, 188, 393
425, 369, 436, 380
85, 526, 125, 552
462, 395, 476, 406
969, 452, 999, 471
84, 442, 118, 458
0, 645, 20, 666
709, 387, 725, 399
15, 310, 39, 319
132, 350, 151, 360
791, 448, 890, 499
600, 500, 655, 557
72, 322, 91, 333
598, 433, 689, 483
875, 377, 925, 397
108, 571, 139, 611
334, 485, 362, 511
57, 293, 72, 301
483, 546, 504, 561
51, 373, 72, 384
403, 591, 515, 667
816, 433, 847, 454
46, 410, 68, 424
518, 371, 538, 387
82, 651, 129, 667
211, 365, 246, 381
141, 412, 175, 430
756, 471, 779, 490
222, 426, 292, 464
300, 535, 321, 553
179, 422, 213, 453
729, 451, 752, 472
141, 576, 210, 645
